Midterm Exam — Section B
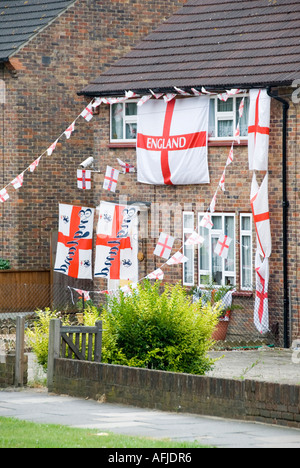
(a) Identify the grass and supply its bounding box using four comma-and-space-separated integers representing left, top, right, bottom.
0, 417, 212, 449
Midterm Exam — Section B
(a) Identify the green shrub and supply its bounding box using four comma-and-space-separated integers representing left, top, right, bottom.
0, 258, 10, 270
101, 281, 220, 375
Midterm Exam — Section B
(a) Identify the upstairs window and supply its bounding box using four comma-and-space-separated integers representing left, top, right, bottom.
110, 101, 138, 142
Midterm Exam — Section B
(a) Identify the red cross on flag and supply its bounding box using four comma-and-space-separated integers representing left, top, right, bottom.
200, 213, 214, 230
47, 139, 58, 156
251, 172, 272, 258
74, 289, 91, 302
54, 204, 94, 279
254, 250, 269, 334
64, 121, 75, 140
30, 156, 41, 173
154, 232, 175, 260
214, 234, 232, 259
248, 89, 271, 171
103, 166, 119, 192
117, 158, 136, 174
137, 97, 210, 185
95, 201, 138, 282
77, 169, 91, 190
185, 231, 204, 246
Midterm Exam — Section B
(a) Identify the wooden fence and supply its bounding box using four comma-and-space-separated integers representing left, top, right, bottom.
47, 319, 103, 388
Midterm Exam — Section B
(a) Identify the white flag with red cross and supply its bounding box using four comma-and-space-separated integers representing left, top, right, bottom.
147, 268, 164, 280
185, 231, 204, 246
80, 103, 94, 122
200, 213, 214, 230
77, 169, 91, 190
254, 250, 269, 334
0, 188, 9, 203
137, 96, 210, 185
248, 89, 271, 171
30, 156, 41, 173
103, 166, 119, 192
251, 172, 272, 258
12, 173, 24, 190
214, 234, 233, 259
94, 201, 138, 282
154, 232, 175, 260
117, 158, 136, 173
166, 251, 188, 265
64, 121, 76, 139
47, 139, 58, 156
54, 204, 94, 279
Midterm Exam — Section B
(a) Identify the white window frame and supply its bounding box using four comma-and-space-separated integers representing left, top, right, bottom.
182, 211, 195, 286
198, 213, 236, 288
110, 100, 138, 143
240, 213, 253, 291
208, 94, 249, 141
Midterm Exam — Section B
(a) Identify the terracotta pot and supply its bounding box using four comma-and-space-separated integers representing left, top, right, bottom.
212, 319, 230, 341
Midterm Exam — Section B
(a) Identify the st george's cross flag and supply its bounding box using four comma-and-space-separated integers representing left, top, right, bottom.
77, 169, 91, 190
137, 96, 210, 185
54, 204, 94, 279
154, 232, 175, 260
147, 268, 164, 281
11, 173, 24, 190
94, 201, 138, 282
185, 231, 204, 246
80, 103, 94, 122
251, 172, 272, 258
254, 250, 270, 334
0, 188, 9, 203
248, 89, 271, 171
103, 166, 119, 192
166, 251, 189, 265
214, 234, 233, 259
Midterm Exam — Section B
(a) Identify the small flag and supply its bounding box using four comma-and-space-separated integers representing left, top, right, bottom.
234, 123, 240, 144
137, 95, 152, 107
210, 191, 218, 213
74, 289, 91, 301
200, 213, 214, 230
167, 251, 189, 265
185, 231, 204, 246
0, 188, 9, 203
154, 232, 175, 260
219, 170, 226, 192
64, 121, 75, 139
226, 145, 234, 166
163, 93, 176, 102
80, 104, 94, 122
117, 158, 136, 173
239, 97, 245, 119
147, 268, 164, 280
30, 156, 41, 173
77, 169, 91, 190
150, 90, 163, 99
174, 86, 191, 96
214, 234, 232, 259
47, 139, 58, 156
103, 166, 119, 192
11, 173, 24, 190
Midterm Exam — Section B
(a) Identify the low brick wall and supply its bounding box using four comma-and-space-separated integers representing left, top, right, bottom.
50, 359, 300, 429
0, 354, 28, 388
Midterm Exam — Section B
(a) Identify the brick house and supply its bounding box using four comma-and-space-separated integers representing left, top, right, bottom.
79, 0, 300, 348
0, 0, 187, 306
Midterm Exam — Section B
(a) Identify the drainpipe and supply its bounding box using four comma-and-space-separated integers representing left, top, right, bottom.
267, 87, 290, 348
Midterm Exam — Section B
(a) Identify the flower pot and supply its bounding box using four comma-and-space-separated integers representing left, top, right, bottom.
212, 314, 230, 341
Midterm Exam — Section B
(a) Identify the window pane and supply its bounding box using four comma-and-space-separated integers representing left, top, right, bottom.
225, 276, 235, 286
183, 213, 194, 230
184, 234, 194, 284
218, 98, 233, 112
111, 104, 124, 140
208, 99, 216, 138
199, 217, 209, 271
225, 216, 234, 272
211, 237, 222, 285
125, 103, 137, 116
236, 97, 250, 137
218, 120, 233, 138
212, 216, 222, 230
241, 216, 251, 231
126, 122, 137, 140
241, 235, 251, 289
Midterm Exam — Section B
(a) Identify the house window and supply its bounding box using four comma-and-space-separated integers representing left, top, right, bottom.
110, 95, 249, 143
208, 95, 249, 141
198, 213, 236, 287
240, 214, 253, 291
110, 101, 138, 142
183, 212, 195, 286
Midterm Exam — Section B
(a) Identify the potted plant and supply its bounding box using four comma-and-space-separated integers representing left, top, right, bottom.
192, 280, 240, 341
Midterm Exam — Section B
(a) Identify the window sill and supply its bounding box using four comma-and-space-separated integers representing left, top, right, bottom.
108, 141, 248, 149
232, 291, 253, 298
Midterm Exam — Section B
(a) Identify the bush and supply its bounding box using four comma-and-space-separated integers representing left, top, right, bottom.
101, 281, 220, 375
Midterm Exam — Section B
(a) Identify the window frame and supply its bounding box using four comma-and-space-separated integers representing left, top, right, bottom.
110, 99, 138, 143
208, 94, 249, 142
198, 212, 236, 288
182, 211, 195, 287
240, 213, 253, 291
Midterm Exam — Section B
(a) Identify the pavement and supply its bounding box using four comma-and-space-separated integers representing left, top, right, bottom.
0, 347, 299, 448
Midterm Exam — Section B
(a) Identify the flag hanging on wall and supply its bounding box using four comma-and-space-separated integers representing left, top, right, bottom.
77, 169, 91, 190
248, 89, 271, 171
103, 166, 119, 192
94, 201, 138, 283
250, 172, 272, 258
154, 232, 175, 260
254, 250, 270, 334
137, 96, 210, 185
214, 234, 232, 259
54, 204, 94, 279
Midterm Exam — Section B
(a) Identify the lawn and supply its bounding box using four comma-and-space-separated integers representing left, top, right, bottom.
0, 417, 212, 449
